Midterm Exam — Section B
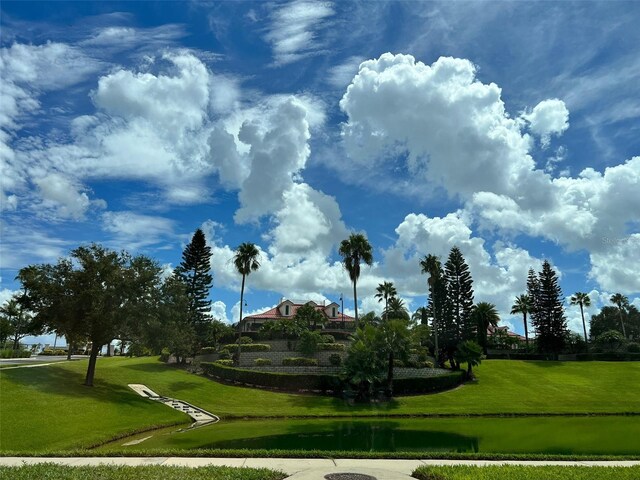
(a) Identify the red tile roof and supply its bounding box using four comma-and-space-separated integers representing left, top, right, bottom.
243, 300, 355, 322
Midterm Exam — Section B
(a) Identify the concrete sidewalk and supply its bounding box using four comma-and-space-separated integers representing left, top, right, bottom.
1, 457, 639, 479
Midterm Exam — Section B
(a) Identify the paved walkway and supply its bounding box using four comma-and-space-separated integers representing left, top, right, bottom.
1, 457, 638, 479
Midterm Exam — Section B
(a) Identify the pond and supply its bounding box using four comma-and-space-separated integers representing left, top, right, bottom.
99, 416, 640, 455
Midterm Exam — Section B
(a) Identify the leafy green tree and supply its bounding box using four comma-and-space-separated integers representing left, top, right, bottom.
294, 303, 326, 330
18, 244, 163, 386
0, 316, 11, 347
384, 296, 410, 321
454, 340, 483, 379
378, 318, 412, 395
590, 305, 640, 340
610, 293, 630, 339
208, 319, 234, 349
375, 281, 397, 320
531, 260, 567, 355
0, 294, 41, 350
594, 329, 627, 352
298, 330, 323, 356
342, 325, 385, 400
338, 233, 373, 327
570, 292, 592, 352
472, 302, 500, 354
411, 323, 432, 349
156, 275, 194, 363
420, 254, 443, 361
175, 228, 213, 348
233, 242, 261, 365
411, 306, 429, 326
510, 294, 533, 349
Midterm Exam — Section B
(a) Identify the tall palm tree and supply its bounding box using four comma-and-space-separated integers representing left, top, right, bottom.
610, 293, 629, 339
472, 302, 500, 354
570, 292, 591, 351
420, 254, 441, 356
412, 306, 429, 325
510, 294, 532, 348
384, 296, 410, 321
339, 233, 373, 328
375, 281, 397, 320
233, 243, 261, 365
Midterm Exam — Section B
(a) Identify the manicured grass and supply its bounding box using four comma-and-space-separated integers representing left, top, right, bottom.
0, 464, 286, 480
412, 465, 640, 480
2, 356, 640, 452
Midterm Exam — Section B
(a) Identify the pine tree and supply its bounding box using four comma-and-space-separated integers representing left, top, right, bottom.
530, 260, 567, 355
443, 246, 475, 367
175, 228, 213, 348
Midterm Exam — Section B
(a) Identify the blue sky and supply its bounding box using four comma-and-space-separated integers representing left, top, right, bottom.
1, 1, 639, 346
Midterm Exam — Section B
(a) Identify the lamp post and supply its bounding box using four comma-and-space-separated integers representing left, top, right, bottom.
340, 294, 344, 329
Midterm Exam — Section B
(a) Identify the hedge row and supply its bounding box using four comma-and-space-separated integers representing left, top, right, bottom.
0, 349, 31, 359
282, 357, 318, 366
201, 361, 340, 392
223, 344, 271, 352
486, 353, 556, 360
575, 352, 640, 361
201, 362, 464, 395
317, 342, 345, 351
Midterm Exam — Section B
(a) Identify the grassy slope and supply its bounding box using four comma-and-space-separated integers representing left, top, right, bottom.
2, 357, 639, 451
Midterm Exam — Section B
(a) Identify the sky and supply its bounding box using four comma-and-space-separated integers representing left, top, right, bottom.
1, 1, 639, 346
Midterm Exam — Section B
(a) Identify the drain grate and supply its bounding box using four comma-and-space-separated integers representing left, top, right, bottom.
325, 474, 377, 480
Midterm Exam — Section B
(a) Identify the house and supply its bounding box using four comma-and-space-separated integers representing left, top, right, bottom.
487, 324, 527, 348
240, 298, 355, 332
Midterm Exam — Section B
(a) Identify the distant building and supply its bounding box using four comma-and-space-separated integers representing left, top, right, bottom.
240, 298, 355, 332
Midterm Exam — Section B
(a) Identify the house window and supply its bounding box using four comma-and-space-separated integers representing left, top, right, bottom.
332, 307, 336, 318
285, 305, 290, 316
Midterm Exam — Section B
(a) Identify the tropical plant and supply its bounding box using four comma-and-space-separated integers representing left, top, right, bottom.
384, 296, 410, 321
590, 305, 640, 340
472, 302, 500, 354
342, 325, 385, 400
610, 293, 630, 339
411, 306, 429, 326
454, 340, 483, 380
294, 303, 326, 330
375, 281, 397, 320
510, 294, 533, 348
338, 233, 373, 327
570, 292, 592, 352
378, 318, 412, 395
233, 242, 261, 365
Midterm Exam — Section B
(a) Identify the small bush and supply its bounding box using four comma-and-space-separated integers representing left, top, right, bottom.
239, 336, 254, 344
254, 358, 272, 366
317, 342, 345, 351
298, 330, 323, 355
321, 334, 335, 344
282, 357, 318, 366
328, 353, 342, 366
40, 349, 66, 356
627, 342, 640, 353
223, 343, 271, 352
0, 349, 31, 358
218, 349, 232, 360
199, 346, 217, 355
215, 359, 234, 366
159, 347, 171, 362
393, 371, 465, 395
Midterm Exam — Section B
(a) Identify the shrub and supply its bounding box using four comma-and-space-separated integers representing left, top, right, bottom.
159, 347, 171, 362
575, 352, 640, 361
218, 349, 232, 360
254, 358, 272, 366
298, 330, 323, 355
594, 330, 626, 352
0, 349, 31, 358
393, 371, 465, 395
627, 342, 640, 353
40, 349, 66, 356
283, 357, 318, 366
328, 353, 342, 366
321, 334, 335, 344
199, 346, 217, 355
215, 359, 234, 366
394, 360, 406, 367
239, 336, 254, 344
223, 343, 271, 352
317, 342, 346, 351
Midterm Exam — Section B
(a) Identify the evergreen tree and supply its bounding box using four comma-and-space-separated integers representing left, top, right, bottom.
531, 260, 567, 354
444, 246, 475, 343
526, 268, 541, 317
175, 228, 213, 348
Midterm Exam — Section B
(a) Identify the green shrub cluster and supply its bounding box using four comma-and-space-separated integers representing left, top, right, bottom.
40, 349, 66, 356
320, 334, 335, 343
626, 342, 640, 353
218, 349, 232, 360
0, 349, 32, 358
392, 371, 464, 395
254, 358, 272, 366
199, 347, 217, 355
282, 357, 318, 366
317, 342, 345, 351
201, 361, 340, 392
239, 336, 254, 344
574, 352, 640, 361
159, 347, 171, 362
328, 353, 342, 366
223, 343, 271, 352
215, 359, 234, 366
395, 359, 434, 368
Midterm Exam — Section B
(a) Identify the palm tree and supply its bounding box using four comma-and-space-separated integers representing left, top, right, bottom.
472, 302, 500, 354
375, 281, 397, 320
338, 233, 373, 328
570, 292, 591, 351
420, 254, 442, 357
610, 293, 629, 339
510, 294, 532, 349
233, 243, 261, 365
378, 319, 412, 396
384, 296, 410, 321
412, 306, 429, 325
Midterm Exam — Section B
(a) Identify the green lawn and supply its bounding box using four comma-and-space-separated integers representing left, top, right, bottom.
0, 464, 286, 480
1, 357, 639, 452
412, 465, 640, 480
